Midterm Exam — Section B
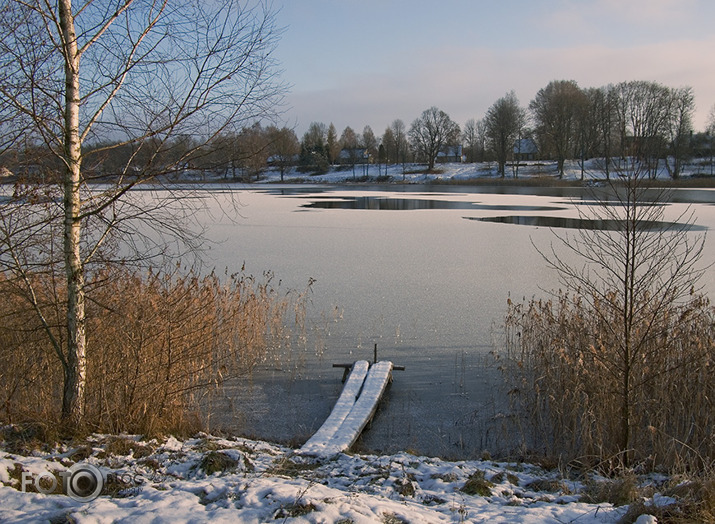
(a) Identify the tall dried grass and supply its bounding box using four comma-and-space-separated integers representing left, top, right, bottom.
501, 290, 714, 474
0, 265, 310, 435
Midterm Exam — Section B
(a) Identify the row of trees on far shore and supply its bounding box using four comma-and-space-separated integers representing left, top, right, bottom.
3, 79, 715, 182
309, 79, 706, 180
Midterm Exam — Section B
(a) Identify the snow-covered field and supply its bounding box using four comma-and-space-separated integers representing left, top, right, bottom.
240, 158, 713, 185
1, 433, 676, 523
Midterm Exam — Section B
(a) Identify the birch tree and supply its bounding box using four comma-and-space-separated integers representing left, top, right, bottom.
0, 0, 284, 429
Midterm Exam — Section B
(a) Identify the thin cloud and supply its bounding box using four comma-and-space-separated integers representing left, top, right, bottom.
595, 0, 696, 24
287, 34, 715, 136
280, 0, 715, 134
541, 0, 698, 37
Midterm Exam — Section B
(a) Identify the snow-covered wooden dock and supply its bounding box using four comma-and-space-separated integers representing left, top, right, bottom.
299, 360, 394, 457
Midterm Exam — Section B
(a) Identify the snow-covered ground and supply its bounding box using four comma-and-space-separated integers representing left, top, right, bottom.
232, 158, 713, 185
1, 433, 676, 523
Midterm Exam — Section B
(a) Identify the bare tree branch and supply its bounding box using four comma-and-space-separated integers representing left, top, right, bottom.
0, 0, 286, 427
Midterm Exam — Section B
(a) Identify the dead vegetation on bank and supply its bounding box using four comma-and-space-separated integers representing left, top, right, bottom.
0, 265, 312, 436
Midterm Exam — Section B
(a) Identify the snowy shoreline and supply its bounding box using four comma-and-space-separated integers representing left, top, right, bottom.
166, 158, 715, 187
1, 432, 680, 523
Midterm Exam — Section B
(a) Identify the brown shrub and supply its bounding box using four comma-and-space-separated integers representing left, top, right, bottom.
0, 265, 310, 436
501, 290, 715, 474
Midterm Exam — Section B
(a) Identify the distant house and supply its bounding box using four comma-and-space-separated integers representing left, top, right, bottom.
513, 138, 538, 161
267, 153, 299, 166
338, 148, 369, 165
622, 135, 666, 156
437, 145, 464, 163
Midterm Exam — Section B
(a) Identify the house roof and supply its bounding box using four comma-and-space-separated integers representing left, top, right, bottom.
437, 145, 463, 157
338, 148, 368, 160
514, 138, 538, 154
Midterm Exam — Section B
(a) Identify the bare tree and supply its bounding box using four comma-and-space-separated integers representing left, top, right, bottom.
664, 86, 695, 179
530, 80, 588, 177
615, 80, 672, 178
532, 162, 708, 466
381, 126, 395, 164
361, 125, 378, 160
339, 125, 359, 151
326, 123, 340, 165
382, 120, 409, 179
588, 84, 620, 179
267, 126, 299, 182
237, 122, 271, 181
302, 122, 328, 151
389, 119, 409, 176
408, 106, 460, 171
462, 118, 486, 163
339, 125, 360, 177
484, 92, 525, 177
300, 121, 329, 173
0, 0, 285, 429
707, 104, 715, 176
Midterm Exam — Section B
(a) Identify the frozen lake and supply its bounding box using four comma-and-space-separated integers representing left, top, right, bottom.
194, 183, 715, 458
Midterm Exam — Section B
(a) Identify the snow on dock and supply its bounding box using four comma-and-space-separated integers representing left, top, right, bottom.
299, 361, 393, 457
299, 360, 370, 455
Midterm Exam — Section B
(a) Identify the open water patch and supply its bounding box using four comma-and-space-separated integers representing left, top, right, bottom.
467, 215, 708, 231
300, 195, 564, 212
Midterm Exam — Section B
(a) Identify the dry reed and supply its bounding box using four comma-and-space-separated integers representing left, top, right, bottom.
500, 290, 714, 474
0, 264, 310, 436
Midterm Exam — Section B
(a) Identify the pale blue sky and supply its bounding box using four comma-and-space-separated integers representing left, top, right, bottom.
274, 0, 715, 136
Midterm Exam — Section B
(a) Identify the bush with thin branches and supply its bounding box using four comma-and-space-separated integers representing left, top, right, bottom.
503, 290, 714, 472
500, 164, 714, 473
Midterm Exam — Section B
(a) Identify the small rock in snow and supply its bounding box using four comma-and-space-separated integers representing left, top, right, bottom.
161, 436, 183, 452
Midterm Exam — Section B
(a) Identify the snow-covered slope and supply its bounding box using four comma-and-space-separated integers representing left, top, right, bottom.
252, 158, 710, 185
1, 433, 677, 523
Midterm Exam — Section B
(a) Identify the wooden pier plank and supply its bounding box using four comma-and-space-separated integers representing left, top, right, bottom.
299, 360, 370, 455
318, 361, 394, 456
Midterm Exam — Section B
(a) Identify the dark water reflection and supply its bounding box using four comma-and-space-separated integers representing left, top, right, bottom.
298, 194, 708, 231
468, 215, 708, 231
301, 195, 563, 212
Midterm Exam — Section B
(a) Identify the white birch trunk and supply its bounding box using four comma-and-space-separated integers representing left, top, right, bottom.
59, 0, 86, 426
